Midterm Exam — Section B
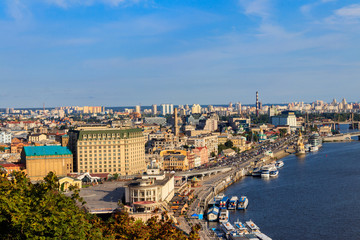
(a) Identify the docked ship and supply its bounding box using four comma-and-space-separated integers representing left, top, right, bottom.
237, 196, 249, 210
252, 168, 262, 177
309, 133, 322, 148
220, 221, 236, 236
234, 220, 249, 235
207, 206, 219, 222
219, 209, 229, 222
220, 196, 229, 209
275, 160, 284, 168
246, 220, 260, 232
228, 196, 238, 210
270, 169, 279, 177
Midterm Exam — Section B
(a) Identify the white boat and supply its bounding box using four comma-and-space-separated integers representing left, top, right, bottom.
234, 220, 249, 235
261, 169, 270, 178
219, 209, 229, 222
246, 220, 260, 231
228, 196, 238, 210
207, 206, 219, 222
269, 169, 278, 177
221, 221, 236, 235
275, 160, 284, 168
305, 144, 311, 152
310, 146, 318, 152
252, 168, 262, 177
237, 196, 248, 210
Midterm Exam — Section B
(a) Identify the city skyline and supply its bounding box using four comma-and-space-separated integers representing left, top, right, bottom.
1, 0, 360, 107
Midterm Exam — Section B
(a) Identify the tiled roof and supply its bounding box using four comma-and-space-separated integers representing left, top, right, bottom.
24, 146, 72, 157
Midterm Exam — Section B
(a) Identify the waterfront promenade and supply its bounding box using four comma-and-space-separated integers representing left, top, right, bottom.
176, 135, 297, 239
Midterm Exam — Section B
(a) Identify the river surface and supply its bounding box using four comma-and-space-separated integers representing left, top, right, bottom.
213, 128, 360, 239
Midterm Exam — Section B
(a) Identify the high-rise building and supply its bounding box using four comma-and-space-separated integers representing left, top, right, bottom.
161, 104, 174, 115
68, 126, 146, 176
174, 108, 179, 137
135, 105, 141, 114
191, 104, 202, 114
256, 91, 259, 117
152, 104, 157, 115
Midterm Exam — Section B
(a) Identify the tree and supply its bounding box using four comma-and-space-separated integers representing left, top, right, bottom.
224, 140, 233, 148
0, 171, 199, 240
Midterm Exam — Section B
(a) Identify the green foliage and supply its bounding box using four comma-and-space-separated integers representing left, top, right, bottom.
0, 171, 198, 240
224, 140, 233, 148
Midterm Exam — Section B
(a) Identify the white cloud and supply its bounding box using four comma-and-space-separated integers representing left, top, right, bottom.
6, 0, 30, 20
43, 0, 146, 8
335, 4, 360, 18
238, 0, 271, 19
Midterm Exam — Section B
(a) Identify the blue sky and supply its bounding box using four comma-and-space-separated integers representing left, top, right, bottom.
1, 0, 360, 107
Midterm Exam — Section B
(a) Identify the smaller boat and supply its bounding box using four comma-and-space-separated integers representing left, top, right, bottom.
252, 168, 262, 177
275, 160, 284, 168
270, 170, 278, 177
221, 221, 236, 235
246, 220, 260, 232
261, 169, 270, 178
219, 196, 229, 209
234, 219, 249, 235
304, 144, 311, 152
219, 209, 229, 222
237, 196, 248, 210
207, 206, 219, 222
228, 196, 238, 210
310, 146, 318, 152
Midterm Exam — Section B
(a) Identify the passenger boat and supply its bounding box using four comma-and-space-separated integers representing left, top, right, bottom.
220, 221, 236, 235
207, 206, 219, 222
219, 196, 229, 209
234, 219, 249, 235
261, 169, 270, 178
310, 146, 318, 152
237, 196, 248, 210
219, 209, 229, 222
305, 144, 311, 152
275, 160, 284, 168
246, 220, 260, 232
252, 168, 262, 177
309, 133, 322, 148
228, 196, 238, 210
269, 170, 279, 177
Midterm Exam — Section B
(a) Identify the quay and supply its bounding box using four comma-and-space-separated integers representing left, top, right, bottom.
175, 136, 297, 239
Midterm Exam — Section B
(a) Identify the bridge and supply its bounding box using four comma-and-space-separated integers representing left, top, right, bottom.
323, 131, 360, 142
175, 167, 232, 180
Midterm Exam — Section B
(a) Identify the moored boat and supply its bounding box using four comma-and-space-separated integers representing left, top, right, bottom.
252, 168, 262, 177
219, 209, 229, 222
310, 146, 318, 152
275, 160, 284, 168
246, 220, 260, 232
237, 196, 248, 210
207, 206, 219, 222
220, 196, 229, 209
228, 196, 238, 210
221, 221, 236, 235
270, 169, 279, 177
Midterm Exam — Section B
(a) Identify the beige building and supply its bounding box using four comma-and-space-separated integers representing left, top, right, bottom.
160, 150, 189, 171
28, 133, 47, 143
187, 134, 218, 156
21, 146, 73, 181
68, 126, 146, 176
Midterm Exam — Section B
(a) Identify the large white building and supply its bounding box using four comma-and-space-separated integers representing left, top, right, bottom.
0, 132, 12, 144
271, 111, 297, 129
161, 104, 174, 115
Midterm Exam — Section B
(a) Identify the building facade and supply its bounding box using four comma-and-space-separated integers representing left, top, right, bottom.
68, 127, 146, 176
0, 132, 12, 144
21, 146, 73, 181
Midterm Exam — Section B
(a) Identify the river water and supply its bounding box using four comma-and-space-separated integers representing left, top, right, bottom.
217, 129, 360, 239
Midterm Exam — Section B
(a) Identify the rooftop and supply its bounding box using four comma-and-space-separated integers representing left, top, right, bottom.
24, 146, 72, 157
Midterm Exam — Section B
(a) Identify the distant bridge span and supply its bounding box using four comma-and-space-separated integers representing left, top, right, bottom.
323, 131, 360, 142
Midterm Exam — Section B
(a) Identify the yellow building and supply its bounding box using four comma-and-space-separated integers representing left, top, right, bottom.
68, 127, 146, 176
58, 176, 82, 191
21, 146, 73, 181
160, 150, 189, 171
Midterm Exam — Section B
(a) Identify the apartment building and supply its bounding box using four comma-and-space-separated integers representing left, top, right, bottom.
68, 126, 146, 176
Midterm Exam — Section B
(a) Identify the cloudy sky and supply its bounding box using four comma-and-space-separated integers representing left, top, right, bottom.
1, 0, 360, 107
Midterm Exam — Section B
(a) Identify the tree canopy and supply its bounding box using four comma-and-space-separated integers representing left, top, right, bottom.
0, 170, 199, 240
